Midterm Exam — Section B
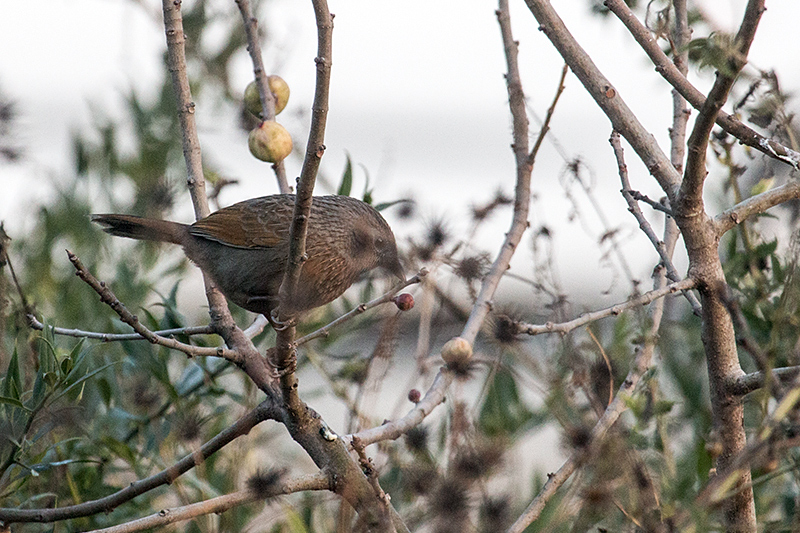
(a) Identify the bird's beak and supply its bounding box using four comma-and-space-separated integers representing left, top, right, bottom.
387, 256, 405, 283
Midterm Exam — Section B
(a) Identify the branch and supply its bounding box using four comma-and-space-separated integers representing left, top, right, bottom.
459, 0, 533, 346
27, 315, 215, 342
0, 401, 279, 524
67, 251, 243, 364
522, 0, 682, 203
610, 131, 702, 315
730, 366, 800, 396
714, 180, 800, 236
161, 0, 277, 399
628, 190, 672, 216
234, 0, 291, 194
89, 473, 329, 533
347, 370, 451, 446
669, 0, 691, 174
296, 270, 425, 347
680, 0, 766, 211
603, 0, 799, 170
161, 0, 210, 220
351, 1, 547, 448
517, 277, 694, 336
668, 2, 765, 529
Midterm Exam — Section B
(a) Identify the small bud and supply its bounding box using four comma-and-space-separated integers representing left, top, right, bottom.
393, 293, 415, 311
408, 389, 421, 403
441, 337, 472, 365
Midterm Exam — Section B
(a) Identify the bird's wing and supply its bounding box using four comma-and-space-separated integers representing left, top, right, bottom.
189, 198, 290, 249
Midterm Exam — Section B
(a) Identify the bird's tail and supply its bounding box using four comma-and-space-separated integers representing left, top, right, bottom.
91, 214, 187, 245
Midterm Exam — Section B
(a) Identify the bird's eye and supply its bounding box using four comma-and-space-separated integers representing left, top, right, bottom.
375, 237, 385, 248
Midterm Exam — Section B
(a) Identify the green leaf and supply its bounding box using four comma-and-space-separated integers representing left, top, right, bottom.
374, 199, 411, 212
337, 153, 353, 196
2, 346, 22, 401
0, 395, 31, 412
478, 367, 533, 437
49, 361, 121, 406
100, 436, 137, 465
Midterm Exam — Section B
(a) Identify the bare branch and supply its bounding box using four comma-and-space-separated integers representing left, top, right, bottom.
715, 180, 800, 236
628, 190, 673, 216
603, 0, 800, 170
610, 130, 702, 314
89, 473, 329, 533
460, 0, 534, 345
730, 366, 800, 396
0, 401, 279, 524
67, 251, 243, 364
352, 12, 563, 446
668, 1, 766, 529
347, 370, 450, 446
161, 0, 275, 395
680, 0, 766, 211
350, 436, 394, 532
527, 63, 568, 166
234, 0, 291, 194
669, 0, 691, 174
517, 277, 694, 336
522, 0, 682, 202
161, 0, 210, 220
27, 315, 215, 342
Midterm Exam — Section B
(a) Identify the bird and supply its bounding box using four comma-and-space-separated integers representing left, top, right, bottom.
92, 194, 404, 319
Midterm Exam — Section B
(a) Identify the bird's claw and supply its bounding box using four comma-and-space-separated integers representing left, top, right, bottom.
268, 310, 292, 331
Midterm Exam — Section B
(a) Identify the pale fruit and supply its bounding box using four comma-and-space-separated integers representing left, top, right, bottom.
243, 76, 290, 117
248, 121, 292, 163
441, 337, 472, 365
268, 75, 290, 114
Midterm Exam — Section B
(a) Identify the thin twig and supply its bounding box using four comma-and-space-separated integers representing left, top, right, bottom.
610, 131, 702, 314
669, 0, 690, 174
527, 63, 568, 166
0, 401, 280, 524
296, 270, 425, 347
234, 0, 291, 194
517, 278, 694, 336
27, 315, 215, 342
523, 0, 682, 203
89, 473, 329, 533
67, 251, 243, 363
715, 180, 800, 236
628, 190, 672, 215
